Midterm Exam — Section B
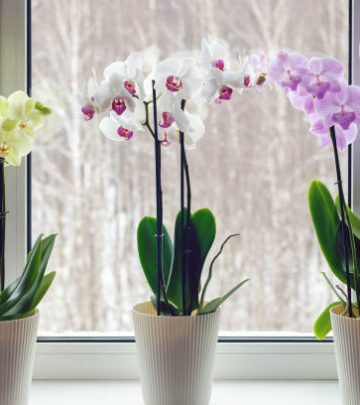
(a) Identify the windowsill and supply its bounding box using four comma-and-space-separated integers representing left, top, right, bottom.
31, 380, 340, 404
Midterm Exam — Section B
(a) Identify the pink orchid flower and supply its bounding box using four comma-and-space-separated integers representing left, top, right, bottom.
315, 82, 360, 130
309, 114, 357, 152
300, 57, 344, 99
268, 50, 308, 92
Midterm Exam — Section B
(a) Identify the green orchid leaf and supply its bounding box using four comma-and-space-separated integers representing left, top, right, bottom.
0, 276, 21, 305
0, 309, 36, 322
191, 208, 216, 267
137, 217, 173, 295
198, 278, 249, 315
314, 301, 342, 340
2, 234, 57, 317
25, 272, 56, 313
0, 235, 43, 316
167, 209, 201, 312
335, 196, 360, 240
335, 221, 359, 281
197, 297, 223, 315
221, 278, 250, 302
308, 180, 347, 284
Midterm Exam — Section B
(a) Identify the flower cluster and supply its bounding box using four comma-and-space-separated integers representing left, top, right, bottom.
0, 91, 51, 166
81, 39, 267, 148
269, 50, 360, 151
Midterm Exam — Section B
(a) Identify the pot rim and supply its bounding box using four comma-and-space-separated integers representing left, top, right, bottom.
132, 301, 220, 319
330, 303, 360, 320
0, 309, 39, 325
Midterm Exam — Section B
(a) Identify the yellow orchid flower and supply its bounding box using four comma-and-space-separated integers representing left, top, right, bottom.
0, 124, 33, 166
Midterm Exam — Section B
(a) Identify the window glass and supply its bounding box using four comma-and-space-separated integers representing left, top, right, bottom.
32, 0, 348, 334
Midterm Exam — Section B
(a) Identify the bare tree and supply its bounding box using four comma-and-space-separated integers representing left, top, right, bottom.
31, 0, 348, 333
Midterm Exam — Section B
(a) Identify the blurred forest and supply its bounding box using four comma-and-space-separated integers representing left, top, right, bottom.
31, 0, 348, 333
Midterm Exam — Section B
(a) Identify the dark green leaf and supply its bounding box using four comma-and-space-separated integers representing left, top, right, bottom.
26, 272, 56, 312
191, 208, 216, 267
0, 235, 43, 316
1, 234, 57, 317
308, 180, 347, 284
0, 276, 21, 305
335, 196, 360, 240
0, 309, 36, 322
167, 209, 202, 312
137, 217, 173, 295
335, 221, 359, 284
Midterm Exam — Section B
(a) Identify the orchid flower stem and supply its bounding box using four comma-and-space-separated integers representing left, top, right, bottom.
179, 99, 192, 315
183, 146, 191, 223
329, 126, 353, 317
344, 208, 360, 310
152, 81, 165, 316
180, 130, 186, 315
143, 102, 155, 139
0, 158, 5, 292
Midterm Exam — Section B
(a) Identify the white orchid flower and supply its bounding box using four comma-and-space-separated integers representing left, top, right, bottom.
199, 39, 245, 103
238, 50, 268, 89
80, 75, 112, 120
99, 107, 145, 142
249, 50, 268, 86
156, 93, 205, 148
154, 57, 204, 99
199, 38, 231, 72
104, 52, 150, 118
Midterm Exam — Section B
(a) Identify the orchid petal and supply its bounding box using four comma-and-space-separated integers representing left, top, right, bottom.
99, 117, 122, 142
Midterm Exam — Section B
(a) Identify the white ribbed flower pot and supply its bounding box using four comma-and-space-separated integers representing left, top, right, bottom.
0, 310, 39, 405
331, 305, 360, 405
133, 302, 220, 405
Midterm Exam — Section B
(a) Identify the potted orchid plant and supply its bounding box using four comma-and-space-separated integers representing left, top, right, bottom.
82, 39, 266, 405
0, 91, 55, 405
269, 50, 360, 405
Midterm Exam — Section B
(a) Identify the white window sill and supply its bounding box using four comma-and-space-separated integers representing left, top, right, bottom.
30, 380, 340, 405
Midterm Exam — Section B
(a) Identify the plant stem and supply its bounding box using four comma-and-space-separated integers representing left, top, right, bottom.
182, 146, 191, 224
180, 129, 186, 315
199, 234, 240, 309
0, 158, 5, 292
179, 100, 193, 315
344, 209, 360, 310
143, 101, 155, 139
329, 126, 353, 317
152, 81, 164, 316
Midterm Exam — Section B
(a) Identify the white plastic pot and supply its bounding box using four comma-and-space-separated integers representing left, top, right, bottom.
0, 310, 39, 405
133, 302, 220, 405
331, 305, 360, 405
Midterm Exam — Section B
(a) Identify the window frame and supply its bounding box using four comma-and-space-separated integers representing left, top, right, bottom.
0, 0, 358, 380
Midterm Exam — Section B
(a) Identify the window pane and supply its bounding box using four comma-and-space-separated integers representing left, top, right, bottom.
31, 0, 349, 334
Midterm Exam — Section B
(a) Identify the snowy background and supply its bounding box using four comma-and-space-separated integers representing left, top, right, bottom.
31, 0, 348, 334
